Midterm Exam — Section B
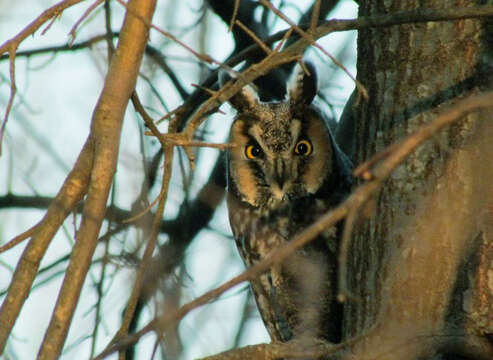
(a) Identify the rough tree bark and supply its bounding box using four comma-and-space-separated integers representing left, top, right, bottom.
346, 0, 493, 359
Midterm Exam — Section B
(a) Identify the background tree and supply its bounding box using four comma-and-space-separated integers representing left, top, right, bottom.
1, 1, 492, 359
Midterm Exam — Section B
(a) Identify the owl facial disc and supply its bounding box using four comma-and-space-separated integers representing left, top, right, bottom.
226, 62, 332, 210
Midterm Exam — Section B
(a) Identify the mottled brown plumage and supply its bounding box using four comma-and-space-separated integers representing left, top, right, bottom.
225, 63, 352, 343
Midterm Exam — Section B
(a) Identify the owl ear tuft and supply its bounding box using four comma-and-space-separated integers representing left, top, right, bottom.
219, 70, 259, 111
288, 61, 318, 106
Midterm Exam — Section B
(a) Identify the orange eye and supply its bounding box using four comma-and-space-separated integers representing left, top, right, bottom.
245, 144, 262, 159
294, 139, 312, 156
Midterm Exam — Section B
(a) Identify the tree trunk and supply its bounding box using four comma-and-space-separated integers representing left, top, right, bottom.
345, 1, 493, 358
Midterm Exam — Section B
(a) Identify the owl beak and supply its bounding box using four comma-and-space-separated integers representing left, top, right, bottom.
272, 158, 288, 194
273, 172, 285, 190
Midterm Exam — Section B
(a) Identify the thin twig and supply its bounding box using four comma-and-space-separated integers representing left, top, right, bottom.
337, 206, 360, 303
273, 26, 294, 53
107, 92, 176, 359
68, 0, 105, 45
152, 5, 493, 133
122, 193, 161, 224
90, 193, 113, 358
0, 33, 119, 61
228, 0, 241, 32
41, 12, 62, 35
104, 0, 116, 58
0, 47, 17, 155
117, 147, 173, 358
115, 0, 221, 66
144, 132, 235, 150
0, 140, 93, 353
0, 0, 86, 151
118, 93, 173, 225
235, 20, 272, 55
353, 142, 400, 180
0, 224, 37, 253
232, 291, 253, 349
259, 0, 368, 99
310, 0, 321, 34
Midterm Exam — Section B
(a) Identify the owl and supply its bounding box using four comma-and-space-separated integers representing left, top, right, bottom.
225, 62, 353, 344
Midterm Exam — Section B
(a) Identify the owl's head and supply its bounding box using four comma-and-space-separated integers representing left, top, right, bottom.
226, 63, 334, 210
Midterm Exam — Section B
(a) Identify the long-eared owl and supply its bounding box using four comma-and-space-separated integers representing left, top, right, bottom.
225, 63, 352, 343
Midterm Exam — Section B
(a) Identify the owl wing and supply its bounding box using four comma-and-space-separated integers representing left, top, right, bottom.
229, 192, 341, 342
227, 193, 296, 341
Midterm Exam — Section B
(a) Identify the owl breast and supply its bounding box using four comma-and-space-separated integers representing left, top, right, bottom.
224, 62, 352, 344
227, 183, 341, 342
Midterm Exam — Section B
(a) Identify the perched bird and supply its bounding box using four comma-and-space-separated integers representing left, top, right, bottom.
224, 62, 353, 343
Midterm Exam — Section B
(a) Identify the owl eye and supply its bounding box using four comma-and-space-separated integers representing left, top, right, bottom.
294, 139, 312, 156
245, 144, 263, 159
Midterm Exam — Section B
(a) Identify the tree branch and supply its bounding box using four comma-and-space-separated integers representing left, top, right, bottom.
166, 4, 493, 138
0, 139, 93, 352
0, 33, 119, 61
35, 0, 158, 358
0, 0, 87, 152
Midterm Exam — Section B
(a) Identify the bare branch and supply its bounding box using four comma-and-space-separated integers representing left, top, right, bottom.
259, 0, 368, 99
111, 92, 176, 358
0, 0, 87, 151
198, 332, 493, 360
35, 0, 158, 358
0, 225, 37, 254
309, 0, 322, 34
145, 131, 235, 150
0, 140, 93, 352
0, 0, 86, 56
200, 339, 337, 360
0, 48, 17, 155
68, 0, 105, 45
166, 4, 493, 132
228, 0, 241, 32
0, 33, 119, 61
115, 0, 221, 66
234, 20, 272, 55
